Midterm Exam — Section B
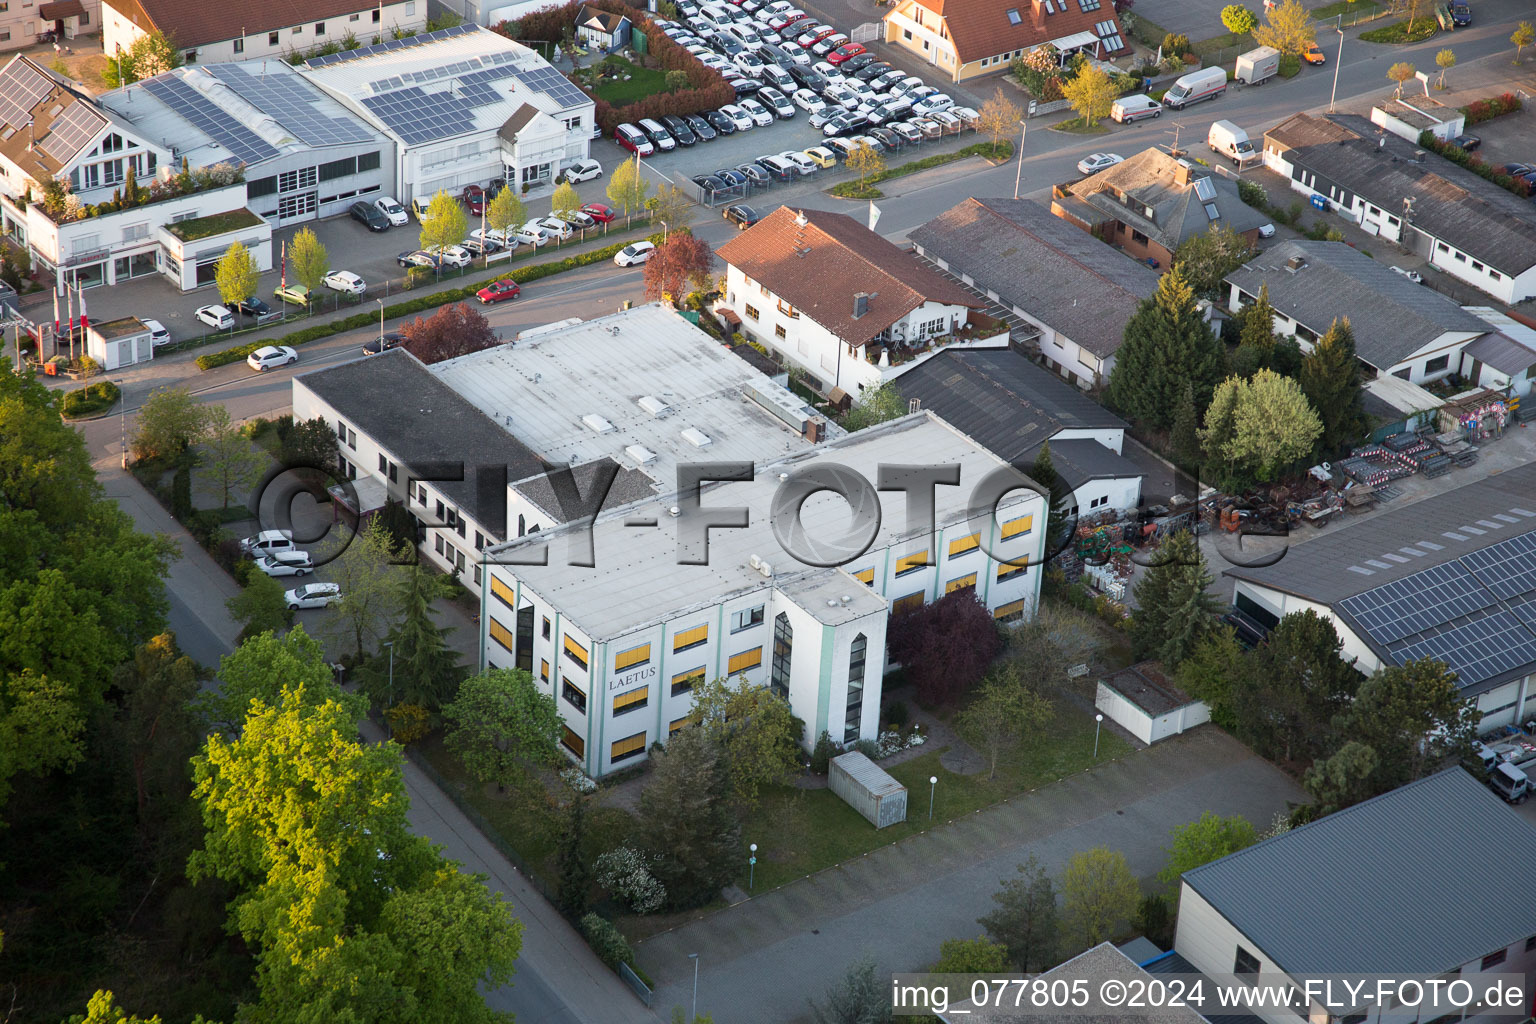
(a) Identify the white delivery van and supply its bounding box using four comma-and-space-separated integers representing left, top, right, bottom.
1208, 120, 1259, 168
1111, 94, 1163, 123
1163, 66, 1227, 109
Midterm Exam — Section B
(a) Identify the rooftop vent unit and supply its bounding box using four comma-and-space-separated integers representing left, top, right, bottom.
638, 395, 671, 417
624, 444, 658, 466
1286, 255, 1307, 271
744, 379, 812, 434
668, 505, 681, 517
681, 427, 713, 448
581, 413, 615, 433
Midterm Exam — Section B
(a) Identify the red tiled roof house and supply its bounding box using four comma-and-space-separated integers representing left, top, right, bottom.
882, 0, 1127, 84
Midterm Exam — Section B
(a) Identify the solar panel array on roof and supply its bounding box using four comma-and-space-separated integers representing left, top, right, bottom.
140, 75, 278, 164
509, 64, 589, 109
305, 23, 477, 68
1461, 531, 1536, 600
360, 85, 477, 144
1394, 610, 1534, 693
209, 64, 376, 147
1338, 561, 1495, 645
0, 59, 55, 130
38, 100, 106, 163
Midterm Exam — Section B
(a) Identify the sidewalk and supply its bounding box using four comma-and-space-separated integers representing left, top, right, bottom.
635, 727, 1305, 1024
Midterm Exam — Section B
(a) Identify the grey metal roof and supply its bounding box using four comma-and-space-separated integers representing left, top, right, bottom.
296, 348, 546, 537
908, 197, 1160, 359
1046, 438, 1144, 490
830, 750, 906, 796
892, 349, 1128, 468
1224, 241, 1487, 371
1182, 769, 1536, 976
1265, 113, 1536, 278
1071, 148, 1272, 253
1461, 330, 1536, 376
511, 459, 657, 523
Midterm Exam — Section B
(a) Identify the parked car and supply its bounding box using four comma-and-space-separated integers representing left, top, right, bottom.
140, 317, 171, 347
739, 97, 775, 126
1390, 265, 1425, 284
706, 109, 738, 134
236, 297, 281, 325
560, 209, 598, 230
638, 118, 678, 151
323, 270, 367, 294
950, 105, 979, 127
430, 245, 472, 267
411, 196, 431, 219
273, 284, 312, 305
614, 241, 657, 266
724, 203, 760, 229
538, 216, 574, 240
823, 112, 870, 136
792, 88, 826, 114
660, 115, 698, 146
582, 203, 618, 223
827, 42, 866, 64
869, 127, 901, 150
363, 331, 405, 354
374, 196, 409, 225
256, 551, 315, 577
460, 237, 500, 257
693, 173, 731, 194
755, 154, 796, 181
468, 228, 512, 251
349, 200, 391, 231
1450, 134, 1480, 151
811, 33, 849, 56
477, 279, 522, 304
1077, 152, 1125, 174
240, 529, 295, 557
461, 184, 486, 214
1302, 40, 1326, 64
194, 303, 235, 330
842, 52, 878, 73
1257, 222, 1276, 238
911, 115, 945, 138
684, 113, 717, 141
888, 121, 923, 145
736, 161, 772, 185
912, 94, 955, 115
779, 149, 816, 174
285, 582, 341, 611
515, 220, 550, 247
720, 103, 755, 131
714, 167, 749, 187
614, 122, 656, 155
247, 345, 298, 371
803, 145, 838, 167
758, 87, 795, 118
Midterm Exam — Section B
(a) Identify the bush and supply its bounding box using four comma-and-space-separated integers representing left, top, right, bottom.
1277, 53, 1301, 78
885, 700, 910, 730
1161, 32, 1191, 55
1236, 178, 1267, 209
853, 738, 879, 760
60, 379, 120, 417
580, 913, 636, 970
810, 730, 837, 774
171, 466, 193, 520
1460, 91, 1522, 124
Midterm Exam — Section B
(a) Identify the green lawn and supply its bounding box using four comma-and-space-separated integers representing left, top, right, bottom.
1312, 0, 1382, 22
587, 56, 671, 106
1359, 17, 1439, 42
1050, 117, 1111, 134
740, 706, 1133, 892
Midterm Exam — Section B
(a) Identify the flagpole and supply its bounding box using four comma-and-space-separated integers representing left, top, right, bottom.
66, 281, 74, 362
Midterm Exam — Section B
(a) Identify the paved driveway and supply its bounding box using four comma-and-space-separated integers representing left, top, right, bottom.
636, 727, 1305, 1024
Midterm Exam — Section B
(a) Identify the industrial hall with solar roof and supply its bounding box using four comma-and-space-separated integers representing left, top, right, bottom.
1224, 460, 1536, 733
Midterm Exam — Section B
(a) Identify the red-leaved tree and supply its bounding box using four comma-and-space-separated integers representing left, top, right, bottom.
401, 302, 499, 364
643, 233, 715, 302
886, 591, 1002, 705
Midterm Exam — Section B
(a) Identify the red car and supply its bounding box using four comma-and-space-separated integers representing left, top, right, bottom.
476, 279, 521, 304
461, 184, 485, 215
581, 202, 617, 223
827, 42, 867, 65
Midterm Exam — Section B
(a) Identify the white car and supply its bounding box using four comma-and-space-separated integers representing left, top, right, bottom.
240, 529, 295, 557
739, 98, 775, 127
141, 317, 170, 347
561, 158, 603, 183
912, 94, 955, 115
323, 270, 367, 294
720, 103, 754, 131
285, 582, 341, 610
255, 550, 315, 577
614, 241, 657, 267
469, 227, 511, 248
374, 196, 409, 226
1257, 222, 1277, 239
793, 88, 826, 114
779, 150, 816, 175
1390, 265, 1425, 284
515, 220, 550, 247
1077, 152, 1125, 175
539, 216, 574, 240
247, 345, 298, 371
195, 304, 235, 330
758, 87, 795, 118
430, 245, 472, 267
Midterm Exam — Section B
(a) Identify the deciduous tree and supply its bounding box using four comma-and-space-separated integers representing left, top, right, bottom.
1515, 21, 1535, 63
648, 182, 693, 229
1128, 530, 1219, 668
226, 574, 294, 645
401, 301, 499, 363
1061, 846, 1141, 946
1229, 609, 1359, 763
278, 415, 339, 470
1254, 0, 1316, 55
214, 240, 259, 311
1173, 223, 1258, 296
131, 385, 209, 461
486, 187, 525, 237
288, 226, 329, 297
419, 189, 468, 256
326, 520, 407, 660
843, 380, 907, 430
643, 232, 715, 302
1387, 61, 1416, 98
977, 87, 1023, 147
809, 956, 888, 1024
201, 404, 265, 509
689, 674, 803, 805
1160, 811, 1256, 886
1105, 267, 1226, 430
104, 30, 182, 88
978, 854, 1058, 971
846, 141, 886, 188
956, 661, 1055, 779
1221, 4, 1258, 36
443, 668, 562, 785
934, 935, 1010, 974
638, 726, 742, 909
886, 591, 1002, 705
1200, 370, 1323, 487
1299, 317, 1366, 453
1062, 63, 1116, 126
201, 625, 336, 734
551, 180, 581, 219
606, 156, 651, 217
1434, 47, 1456, 88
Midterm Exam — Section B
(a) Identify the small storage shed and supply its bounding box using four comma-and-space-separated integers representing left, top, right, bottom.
1095, 661, 1209, 745
87, 317, 154, 370
828, 751, 907, 829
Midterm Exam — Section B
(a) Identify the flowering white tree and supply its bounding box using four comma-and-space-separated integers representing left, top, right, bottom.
596, 846, 667, 913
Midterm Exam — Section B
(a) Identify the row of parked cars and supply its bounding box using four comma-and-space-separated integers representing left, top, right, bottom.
239, 531, 342, 609
611, 0, 960, 156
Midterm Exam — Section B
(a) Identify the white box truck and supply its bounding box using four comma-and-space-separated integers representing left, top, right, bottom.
1208, 120, 1259, 168
1234, 46, 1280, 85
1111, 94, 1163, 123
1163, 66, 1227, 110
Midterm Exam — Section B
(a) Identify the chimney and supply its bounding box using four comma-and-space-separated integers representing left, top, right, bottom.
852, 291, 869, 319
1286, 255, 1307, 271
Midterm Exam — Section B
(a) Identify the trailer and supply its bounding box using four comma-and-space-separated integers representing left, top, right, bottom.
1234, 46, 1280, 85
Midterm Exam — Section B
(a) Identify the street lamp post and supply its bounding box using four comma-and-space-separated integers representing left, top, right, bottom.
1093, 713, 1104, 758
383, 641, 395, 735
376, 297, 384, 348
688, 953, 700, 1021
928, 775, 938, 821
660, 220, 669, 245
118, 379, 127, 468
1012, 120, 1027, 200
748, 842, 757, 889
1329, 16, 1345, 113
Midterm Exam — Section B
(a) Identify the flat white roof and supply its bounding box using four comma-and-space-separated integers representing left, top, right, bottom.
487, 412, 1040, 639
431, 303, 840, 486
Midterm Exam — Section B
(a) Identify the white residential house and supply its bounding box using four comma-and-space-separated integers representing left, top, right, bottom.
716, 206, 1002, 400
1459, 307, 1536, 400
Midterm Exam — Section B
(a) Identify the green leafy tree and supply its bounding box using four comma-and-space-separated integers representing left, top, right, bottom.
201, 404, 265, 510
1387, 61, 1416, 98
200, 626, 336, 734
1160, 812, 1257, 886
1172, 627, 1245, 728
327, 521, 406, 660
1061, 63, 1116, 127
419, 189, 468, 256
1515, 21, 1535, 63
556, 796, 594, 918
226, 574, 294, 645
1172, 223, 1257, 296
1061, 847, 1141, 947
551, 180, 581, 219
665, 68, 690, 91
1221, 4, 1258, 36
1128, 531, 1219, 668
131, 385, 210, 461
690, 674, 804, 805
978, 854, 1058, 971
934, 935, 1010, 974
1029, 439, 1075, 551
1201, 370, 1323, 487
1303, 740, 1381, 814
956, 661, 1055, 779
844, 380, 908, 430
1254, 0, 1317, 55
64, 988, 217, 1024
104, 30, 183, 88
214, 240, 260, 311
977, 87, 1023, 147
110, 632, 206, 827
1346, 659, 1477, 791
638, 726, 742, 909
279, 415, 339, 470
288, 226, 329, 297
443, 668, 562, 785
809, 956, 889, 1024
486, 187, 525, 238
1299, 317, 1367, 453
606, 156, 651, 217
648, 182, 693, 229
847, 141, 886, 189
1105, 267, 1226, 430
382, 564, 463, 710
1229, 610, 1359, 763
1434, 48, 1455, 88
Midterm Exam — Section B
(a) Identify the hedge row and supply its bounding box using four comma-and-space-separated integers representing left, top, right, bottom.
1416, 129, 1533, 198
195, 227, 666, 370
61, 379, 121, 418
828, 141, 1012, 198
1461, 91, 1523, 126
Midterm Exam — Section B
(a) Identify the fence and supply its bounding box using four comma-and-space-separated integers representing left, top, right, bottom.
618, 962, 653, 1006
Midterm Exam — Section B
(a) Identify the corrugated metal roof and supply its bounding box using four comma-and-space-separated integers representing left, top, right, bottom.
1182, 769, 1536, 976
1047, 438, 1144, 489
1461, 330, 1536, 376
830, 751, 905, 796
